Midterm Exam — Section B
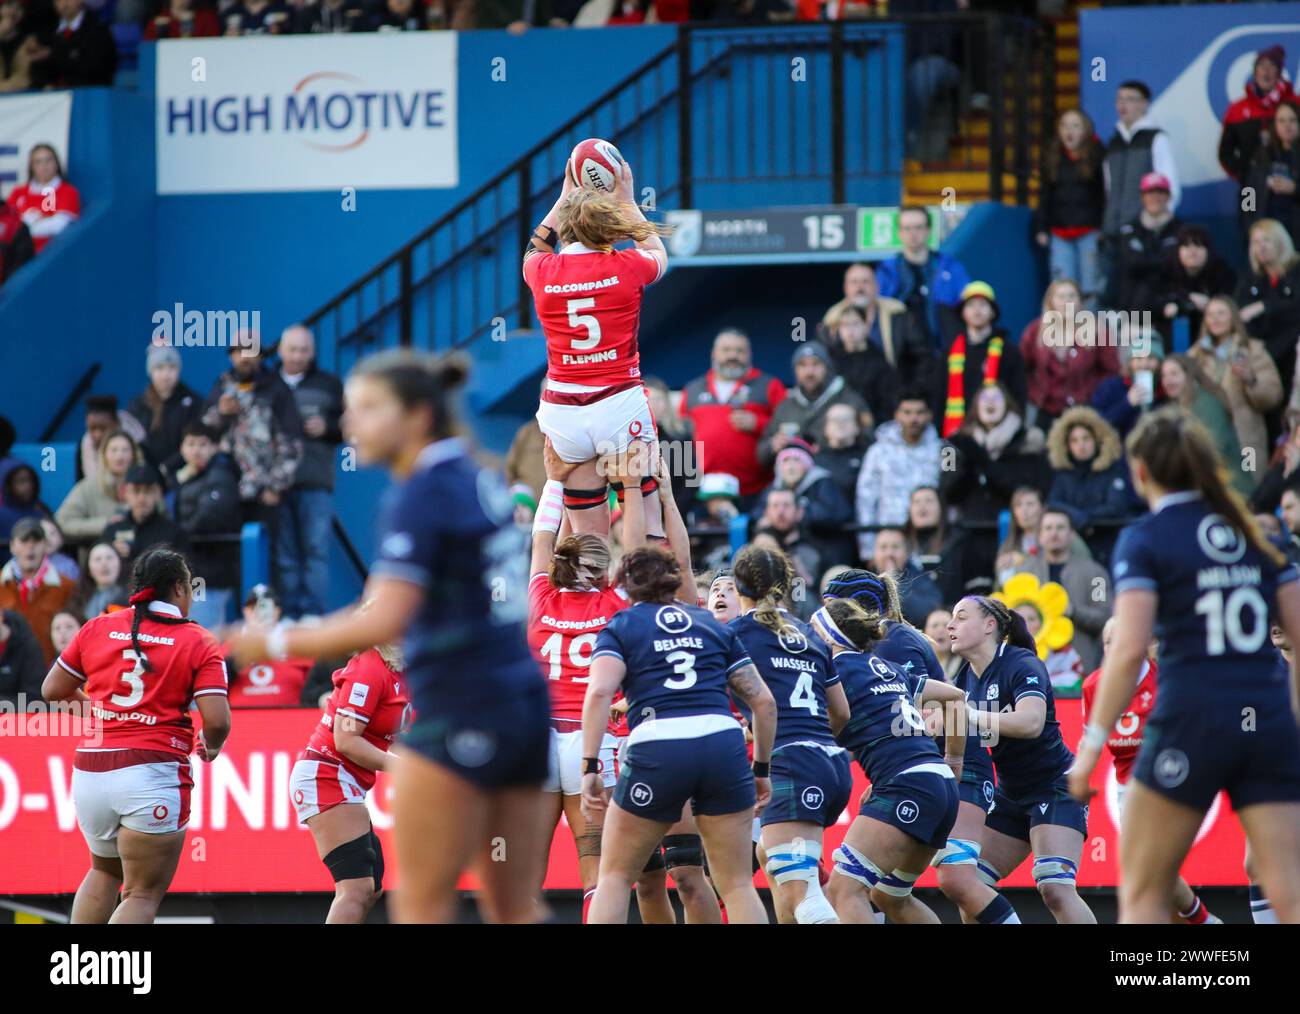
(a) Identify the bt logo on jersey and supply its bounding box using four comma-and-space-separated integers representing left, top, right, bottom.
654, 606, 692, 635
630, 782, 654, 806
801, 786, 824, 809
895, 800, 919, 824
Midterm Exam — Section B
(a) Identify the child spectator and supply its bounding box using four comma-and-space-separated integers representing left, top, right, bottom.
938, 282, 1027, 437
39, 519, 77, 581
173, 421, 240, 628
815, 402, 869, 507
101, 463, 189, 567
1045, 406, 1139, 555
1035, 108, 1106, 305
70, 541, 126, 619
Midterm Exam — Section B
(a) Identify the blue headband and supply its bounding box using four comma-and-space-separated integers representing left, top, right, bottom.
811, 606, 857, 650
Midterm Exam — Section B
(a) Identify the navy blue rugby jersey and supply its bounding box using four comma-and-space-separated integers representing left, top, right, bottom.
730, 610, 839, 748
875, 620, 943, 681
960, 643, 1073, 797
1112, 491, 1297, 704
834, 651, 944, 786
371, 438, 537, 699
593, 600, 752, 732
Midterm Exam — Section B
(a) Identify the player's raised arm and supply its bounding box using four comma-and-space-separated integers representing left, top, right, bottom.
523, 163, 577, 269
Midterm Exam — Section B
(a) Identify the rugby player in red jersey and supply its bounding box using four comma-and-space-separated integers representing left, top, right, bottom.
41, 547, 231, 924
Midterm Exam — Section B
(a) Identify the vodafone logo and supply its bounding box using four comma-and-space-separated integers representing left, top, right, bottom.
293, 790, 305, 805
1114, 711, 1141, 737
628, 420, 643, 438
153, 805, 169, 821
250, 664, 275, 688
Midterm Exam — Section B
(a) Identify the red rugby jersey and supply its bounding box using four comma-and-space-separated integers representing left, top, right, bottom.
1081, 659, 1158, 784
524, 244, 663, 389
305, 649, 410, 791
527, 572, 629, 722
57, 602, 227, 759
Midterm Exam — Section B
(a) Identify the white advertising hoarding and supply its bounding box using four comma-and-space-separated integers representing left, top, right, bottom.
0, 92, 73, 201
156, 33, 458, 194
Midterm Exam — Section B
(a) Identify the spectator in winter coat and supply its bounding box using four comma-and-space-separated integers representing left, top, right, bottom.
1188, 296, 1283, 476
1013, 507, 1111, 672
1034, 108, 1107, 305
1091, 330, 1165, 438
994, 484, 1093, 590
872, 525, 942, 629
822, 262, 935, 394
940, 381, 1050, 594
125, 344, 203, 479
0, 609, 45, 710
0, 517, 74, 665
1114, 172, 1182, 319
904, 485, 965, 605
874, 205, 971, 352
275, 325, 344, 618
758, 437, 853, 567
679, 328, 786, 501
55, 430, 139, 541
1249, 417, 1300, 514
101, 463, 189, 568
1219, 45, 1296, 183
202, 335, 304, 557
757, 342, 872, 469
1045, 406, 1139, 556
1236, 218, 1300, 390
815, 402, 869, 508
855, 385, 942, 561
938, 281, 1027, 437
1020, 278, 1121, 431
1157, 226, 1237, 342
1242, 100, 1300, 244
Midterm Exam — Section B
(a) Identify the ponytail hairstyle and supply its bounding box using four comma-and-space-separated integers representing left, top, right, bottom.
814, 597, 887, 653
557, 189, 670, 251
126, 546, 192, 671
1127, 406, 1285, 567
550, 532, 612, 591
350, 349, 470, 441
966, 595, 1038, 653
616, 545, 681, 605
732, 543, 794, 635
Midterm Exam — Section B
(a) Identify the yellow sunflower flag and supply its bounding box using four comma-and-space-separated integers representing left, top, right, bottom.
993, 573, 1076, 661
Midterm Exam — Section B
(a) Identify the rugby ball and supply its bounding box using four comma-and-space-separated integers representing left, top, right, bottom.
568, 138, 623, 192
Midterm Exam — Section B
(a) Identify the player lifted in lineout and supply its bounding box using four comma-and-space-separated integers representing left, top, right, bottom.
523, 139, 670, 539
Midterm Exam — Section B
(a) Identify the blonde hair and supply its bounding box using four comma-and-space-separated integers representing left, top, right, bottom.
1248, 218, 1300, 275
97, 431, 141, 497
1197, 294, 1249, 348
557, 190, 669, 250
1040, 278, 1082, 315
550, 533, 611, 591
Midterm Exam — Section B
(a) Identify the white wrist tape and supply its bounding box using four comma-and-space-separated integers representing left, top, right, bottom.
1080, 722, 1109, 751
266, 626, 290, 662
533, 479, 564, 537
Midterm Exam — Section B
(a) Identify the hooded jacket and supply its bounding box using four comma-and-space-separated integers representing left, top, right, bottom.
855, 420, 943, 559
202, 365, 304, 501
1045, 406, 1139, 528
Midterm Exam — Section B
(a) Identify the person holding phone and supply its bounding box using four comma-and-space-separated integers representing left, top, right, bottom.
1090, 330, 1165, 438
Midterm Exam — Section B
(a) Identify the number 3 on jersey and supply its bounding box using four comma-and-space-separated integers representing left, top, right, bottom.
567, 298, 601, 350
110, 649, 147, 708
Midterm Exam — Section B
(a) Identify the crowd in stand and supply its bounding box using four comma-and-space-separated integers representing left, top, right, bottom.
503, 56, 1300, 701
0, 325, 346, 711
